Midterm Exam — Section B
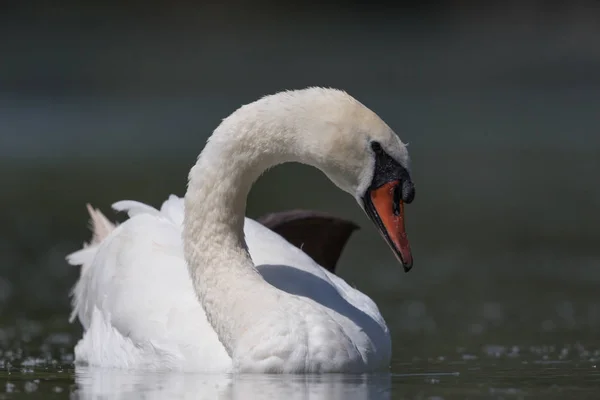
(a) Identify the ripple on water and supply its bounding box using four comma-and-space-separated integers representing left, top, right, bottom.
0, 316, 599, 398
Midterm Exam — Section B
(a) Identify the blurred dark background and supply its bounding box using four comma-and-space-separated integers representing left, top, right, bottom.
1, 0, 599, 357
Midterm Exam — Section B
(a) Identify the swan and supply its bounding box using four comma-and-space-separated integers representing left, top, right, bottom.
67, 87, 416, 373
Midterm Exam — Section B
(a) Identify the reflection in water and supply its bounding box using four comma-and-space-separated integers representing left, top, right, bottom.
73, 367, 391, 400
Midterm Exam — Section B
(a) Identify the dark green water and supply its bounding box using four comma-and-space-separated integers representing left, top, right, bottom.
0, 315, 599, 398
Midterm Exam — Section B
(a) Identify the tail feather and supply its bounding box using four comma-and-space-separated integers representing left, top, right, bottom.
67, 198, 181, 326
86, 204, 116, 245
66, 204, 117, 267
67, 197, 181, 268
67, 204, 118, 325
112, 200, 161, 219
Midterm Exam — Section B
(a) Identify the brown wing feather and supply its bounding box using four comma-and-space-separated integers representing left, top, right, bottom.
257, 210, 359, 274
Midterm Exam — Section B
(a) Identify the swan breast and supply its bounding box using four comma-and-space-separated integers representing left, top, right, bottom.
232, 295, 373, 373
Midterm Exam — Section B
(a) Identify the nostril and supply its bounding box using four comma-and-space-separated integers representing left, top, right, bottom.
392, 184, 402, 216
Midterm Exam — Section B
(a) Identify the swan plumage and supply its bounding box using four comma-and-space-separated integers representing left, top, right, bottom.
68, 87, 415, 373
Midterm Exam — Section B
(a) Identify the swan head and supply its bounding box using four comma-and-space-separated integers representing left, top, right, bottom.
270, 88, 416, 271
207, 87, 416, 271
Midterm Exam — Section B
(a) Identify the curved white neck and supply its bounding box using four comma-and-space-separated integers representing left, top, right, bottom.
182, 99, 323, 356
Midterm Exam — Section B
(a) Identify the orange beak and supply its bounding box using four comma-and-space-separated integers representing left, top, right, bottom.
364, 180, 413, 271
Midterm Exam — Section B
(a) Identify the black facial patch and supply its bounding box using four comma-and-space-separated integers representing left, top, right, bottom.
369, 141, 415, 203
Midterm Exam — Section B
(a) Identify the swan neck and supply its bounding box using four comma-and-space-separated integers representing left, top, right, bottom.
182, 113, 304, 357
184, 127, 296, 264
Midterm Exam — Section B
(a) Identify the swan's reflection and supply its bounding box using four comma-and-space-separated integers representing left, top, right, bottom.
74, 366, 391, 400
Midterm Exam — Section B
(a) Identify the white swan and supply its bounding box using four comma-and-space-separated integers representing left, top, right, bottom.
67, 87, 416, 373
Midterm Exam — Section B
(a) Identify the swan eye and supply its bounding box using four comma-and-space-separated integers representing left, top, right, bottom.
371, 141, 383, 154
